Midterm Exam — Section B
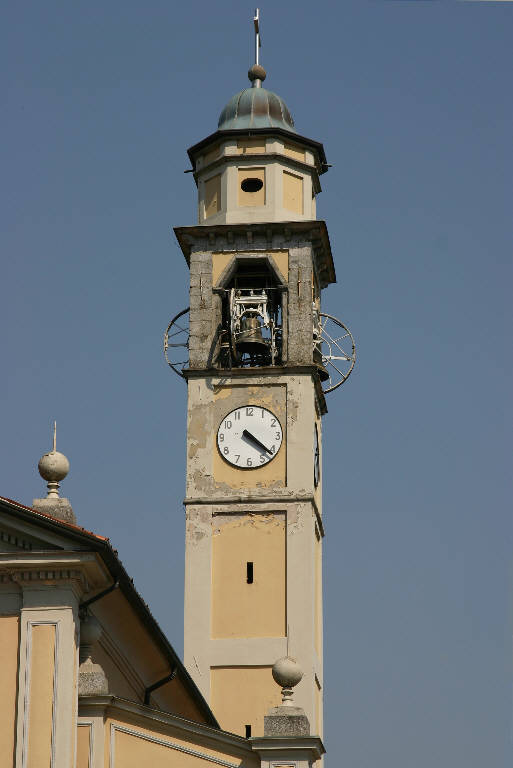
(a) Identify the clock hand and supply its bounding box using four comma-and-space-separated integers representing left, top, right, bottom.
242, 429, 272, 456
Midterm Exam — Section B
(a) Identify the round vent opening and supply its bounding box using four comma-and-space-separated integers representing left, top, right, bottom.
241, 177, 263, 193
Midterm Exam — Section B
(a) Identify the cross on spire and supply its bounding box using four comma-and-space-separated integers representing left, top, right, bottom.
253, 8, 261, 66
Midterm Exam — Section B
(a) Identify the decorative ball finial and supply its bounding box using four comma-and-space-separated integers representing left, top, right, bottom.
272, 656, 303, 706
248, 63, 266, 85
38, 421, 69, 499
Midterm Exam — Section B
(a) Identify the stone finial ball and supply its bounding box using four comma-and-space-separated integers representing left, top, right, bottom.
38, 451, 70, 482
80, 614, 102, 646
248, 64, 266, 83
272, 656, 303, 689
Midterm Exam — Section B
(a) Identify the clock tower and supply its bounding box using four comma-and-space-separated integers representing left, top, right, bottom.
166, 20, 355, 741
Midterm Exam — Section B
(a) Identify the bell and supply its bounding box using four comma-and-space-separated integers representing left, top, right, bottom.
236, 314, 268, 354
313, 347, 330, 382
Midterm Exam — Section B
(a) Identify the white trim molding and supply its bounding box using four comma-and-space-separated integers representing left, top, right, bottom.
77, 721, 94, 768
20, 620, 59, 768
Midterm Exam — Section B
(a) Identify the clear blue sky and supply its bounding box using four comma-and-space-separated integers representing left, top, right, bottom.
1, 2, 511, 765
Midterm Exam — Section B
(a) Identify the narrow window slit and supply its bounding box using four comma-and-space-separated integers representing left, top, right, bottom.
245, 724, 252, 738
246, 562, 254, 584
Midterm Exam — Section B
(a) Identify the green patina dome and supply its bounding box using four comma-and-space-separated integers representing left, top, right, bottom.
218, 67, 296, 134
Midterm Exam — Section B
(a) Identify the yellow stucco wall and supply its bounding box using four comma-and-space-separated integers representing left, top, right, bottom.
204, 174, 222, 218
283, 170, 303, 214
212, 513, 286, 639
0, 615, 19, 766
106, 716, 254, 768
211, 252, 234, 286
76, 724, 91, 768
269, 250, 289, 281
237, 138, 266, 154
27, 623, 56, 768
210, 666, 281, 737
237, 168, 265, 207
283, 142, 305, 162
213, 385, 286, 490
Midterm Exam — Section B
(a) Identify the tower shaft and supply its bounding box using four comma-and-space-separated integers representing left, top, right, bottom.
178, 221, 333, 738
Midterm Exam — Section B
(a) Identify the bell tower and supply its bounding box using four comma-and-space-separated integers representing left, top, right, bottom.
166, 12, 355, 741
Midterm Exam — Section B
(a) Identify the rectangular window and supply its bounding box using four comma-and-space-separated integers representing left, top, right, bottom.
245, 724, 252, 738
246, 562, 254, 584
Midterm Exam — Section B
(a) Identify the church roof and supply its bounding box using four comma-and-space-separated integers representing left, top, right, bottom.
0, 495, 219, 729
218, 85, 296, 133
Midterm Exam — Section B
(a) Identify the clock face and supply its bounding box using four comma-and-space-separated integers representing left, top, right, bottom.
314, 423, 320, 487
217, 406, 283, 469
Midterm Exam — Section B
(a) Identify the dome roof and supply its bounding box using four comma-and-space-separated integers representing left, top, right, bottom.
218, 85, 296, 134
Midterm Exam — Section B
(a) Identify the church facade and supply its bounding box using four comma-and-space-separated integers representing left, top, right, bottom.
0, 17, 355, 767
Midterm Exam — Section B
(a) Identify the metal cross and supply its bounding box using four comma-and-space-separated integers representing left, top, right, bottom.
253, 8, 262, 66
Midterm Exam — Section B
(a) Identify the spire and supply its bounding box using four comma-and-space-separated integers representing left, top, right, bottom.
32, 422, 76, 524
254, 8, 261, 66
248, 9, 266, 87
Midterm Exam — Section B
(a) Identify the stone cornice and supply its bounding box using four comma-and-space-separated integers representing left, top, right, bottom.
0, 551, 111, 595
174, 220, 336, 289
184, 495, 325, 538
182, 364, 318, 379
250, 735, 325, 760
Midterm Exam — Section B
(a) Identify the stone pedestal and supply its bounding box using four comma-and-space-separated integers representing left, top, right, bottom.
32, 497, 76, 525
264, 706, 310, 737
78, 658, 108, 696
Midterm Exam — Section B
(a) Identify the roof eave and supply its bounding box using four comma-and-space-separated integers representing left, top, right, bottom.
187, 128, 328, 175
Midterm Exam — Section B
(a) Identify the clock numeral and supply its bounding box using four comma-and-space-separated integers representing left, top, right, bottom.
275, 432, 281, 440
259, 454, 266, 464
246, 458, 252, 467
246, 407, 253, 416
269, 445, 275, 454
261, 409, 265, 418
219, 433, 224, 442
224, 420, 232, 429
270, 418, 276, 427
234, 411, 241, 420
223, 447, 229, 455
235, 455, 240, 463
